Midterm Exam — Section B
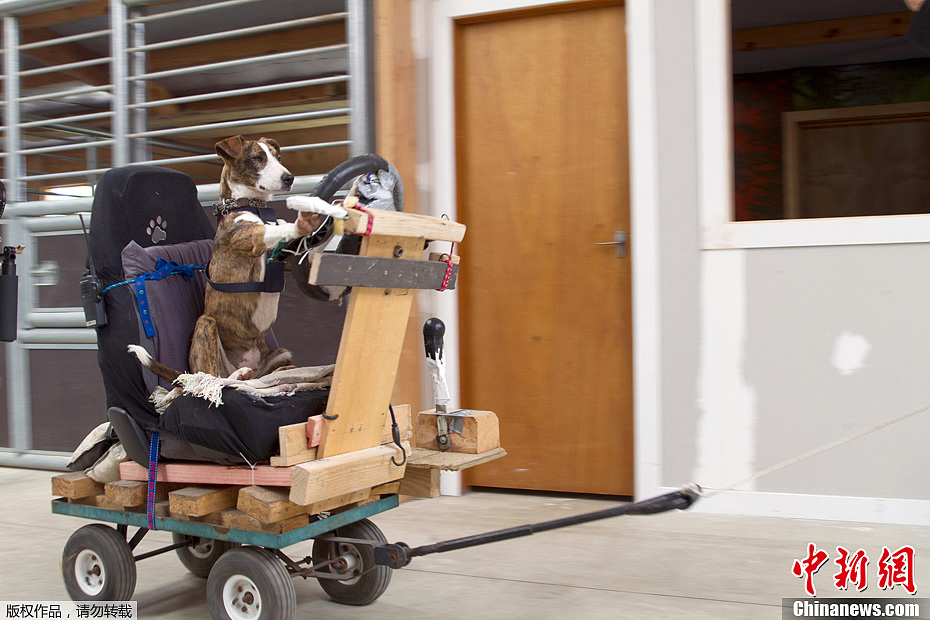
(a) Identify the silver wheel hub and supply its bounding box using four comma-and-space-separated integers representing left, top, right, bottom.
223, 574, 262, 620
74, 549, 105, 596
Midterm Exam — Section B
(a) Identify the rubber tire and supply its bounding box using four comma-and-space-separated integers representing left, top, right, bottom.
61, 524, 137, 601
207, 546, 296, 620
311, 518, 392, 606
173, 533, 241, 578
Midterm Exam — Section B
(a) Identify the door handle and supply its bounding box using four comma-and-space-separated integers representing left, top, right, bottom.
595, 230, 628, 259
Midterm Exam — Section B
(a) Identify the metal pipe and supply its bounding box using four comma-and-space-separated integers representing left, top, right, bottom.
15, 167, 109, 182
126, 0, 268, 23
127, 13, 346, 54
18, 56, 109, 77
129, 7, 148, 162
23, 214, 90, 232
4, 16, 22, 200
129, 44, 348, 83
18, 110, 113, 128
25, 311, 86, 328
0, 448, 69, 471
129, 107, 350, 139
347, 0, 375, 155
110, 0, 128, 166
127, 75, 348, 110
197, 174, 323, 203
18, 328, 96, 345
18, 27, 109, 50
18, 83, 112, 104
16, 139, 114, 157
4, 197, 92, 217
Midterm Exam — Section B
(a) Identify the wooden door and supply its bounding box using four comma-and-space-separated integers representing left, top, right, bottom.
455, 2, 632, 495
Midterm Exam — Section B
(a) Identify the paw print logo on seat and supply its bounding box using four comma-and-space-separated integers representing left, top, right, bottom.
147, 216, 167, 244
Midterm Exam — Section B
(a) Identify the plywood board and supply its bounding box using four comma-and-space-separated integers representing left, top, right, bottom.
407, 447, 507, 472
317, 235, 424, 458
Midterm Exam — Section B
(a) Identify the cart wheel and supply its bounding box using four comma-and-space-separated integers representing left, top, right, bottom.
61, 524, 136, 601
207, 547, 295, 620
173, 533, 240, 578
311, 518, 392, 606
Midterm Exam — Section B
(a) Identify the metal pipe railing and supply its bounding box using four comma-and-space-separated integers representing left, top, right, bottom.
17, 55, 109, 77
128, 44, 348, 83
18, 27, 109, 50
18, 110, 113, 127
127, 13, 345, 54
126, 75, 348, 110
126, 0, 267, 23
18, 83, 112, 103
130, 106, 350, 139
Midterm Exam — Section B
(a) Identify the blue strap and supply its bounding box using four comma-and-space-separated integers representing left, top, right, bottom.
125, 259, 205, 338
146, 431, 160, 530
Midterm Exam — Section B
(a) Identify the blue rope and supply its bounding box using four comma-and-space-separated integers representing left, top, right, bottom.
146, 431, 160, 530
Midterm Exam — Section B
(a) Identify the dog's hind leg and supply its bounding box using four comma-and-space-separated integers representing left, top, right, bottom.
255, 347, 294, 378
189, 316, 229, 378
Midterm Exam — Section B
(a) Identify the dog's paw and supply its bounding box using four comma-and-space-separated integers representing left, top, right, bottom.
228, 367, 253, 381
296, 212, 322, 236
286, 196, 348, 219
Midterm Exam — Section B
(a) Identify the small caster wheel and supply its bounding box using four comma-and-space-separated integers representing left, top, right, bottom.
207, 547, 295, 620
61, 524, 136, 601
312, 518, 392, 606
173, 533, 240, 578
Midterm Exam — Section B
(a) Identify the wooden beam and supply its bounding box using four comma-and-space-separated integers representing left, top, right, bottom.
398, 467, 440, 498
237, 485, 307, 524
733, 12, 912, 53
289, 442, 408, 506
119, 460, 294, 487
407, 446, 508, 472
52, 472, 104, 500
414, 409, 501, 454
269, 419, 319, 467
169, 486, 240, 517
343, 208, 466, 243
18, 0, 107, 29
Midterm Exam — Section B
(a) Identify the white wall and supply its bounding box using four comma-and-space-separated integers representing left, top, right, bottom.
631, 0, 930, 525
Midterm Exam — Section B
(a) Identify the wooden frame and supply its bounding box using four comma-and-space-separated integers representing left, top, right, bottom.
783, 101, 930, 219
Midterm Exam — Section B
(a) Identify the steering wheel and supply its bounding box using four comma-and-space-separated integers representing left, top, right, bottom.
287, 155, 404, 301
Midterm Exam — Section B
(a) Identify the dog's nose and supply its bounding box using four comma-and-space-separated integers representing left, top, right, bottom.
281, 172, 294, 189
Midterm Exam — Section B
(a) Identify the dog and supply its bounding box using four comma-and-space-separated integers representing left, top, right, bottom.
131, 135, 319, 386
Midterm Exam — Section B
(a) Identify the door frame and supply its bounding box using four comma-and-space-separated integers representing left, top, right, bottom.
420, 0, 660, 499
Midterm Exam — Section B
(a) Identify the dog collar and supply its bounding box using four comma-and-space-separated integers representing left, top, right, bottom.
212, 197, 268, 219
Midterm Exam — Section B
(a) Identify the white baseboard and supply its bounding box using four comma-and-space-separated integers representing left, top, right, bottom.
655, 487, 930, 526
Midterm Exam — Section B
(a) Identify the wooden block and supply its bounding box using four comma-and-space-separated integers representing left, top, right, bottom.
52, 472, 104, 500
428, 252, 461, 265
370, 481, 401, 496
213, 508, 309, 534
309, 253, 458, 290
153, 500, 170, 518
289, 442, 408, 506
399, 467, 441, 498
380, 404, 412, 444
169, 486, 240, 517
119, 461, 294, 487
415, 409, 500, 453
306, 415, 324, 448
72, 493, 125, 511
237, 486, 306, 524
303, 488, 371, 515
270, 421, 318, 467
344, 207, 466, 243
317, 235, 425, 458
104, 480, 148, 507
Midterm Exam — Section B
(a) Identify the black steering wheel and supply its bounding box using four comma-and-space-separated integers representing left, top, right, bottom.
287, 155, 404, 301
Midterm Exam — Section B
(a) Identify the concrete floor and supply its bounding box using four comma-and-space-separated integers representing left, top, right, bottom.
2, 466, 928, 619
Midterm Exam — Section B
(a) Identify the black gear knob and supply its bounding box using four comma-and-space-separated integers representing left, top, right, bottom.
423, 317, 445, 362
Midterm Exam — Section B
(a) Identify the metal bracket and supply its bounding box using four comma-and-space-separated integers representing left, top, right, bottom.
595, 230, 628, 259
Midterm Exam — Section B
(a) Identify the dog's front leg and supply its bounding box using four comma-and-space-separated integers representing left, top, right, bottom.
189, 316, 230, 378
260, 213, 320, 251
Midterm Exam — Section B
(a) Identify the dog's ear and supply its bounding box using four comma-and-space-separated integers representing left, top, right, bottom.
259, 137, 281, 158
215, 135, 245, 161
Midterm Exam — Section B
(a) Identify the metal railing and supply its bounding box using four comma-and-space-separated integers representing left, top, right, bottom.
0, 0, 374, 468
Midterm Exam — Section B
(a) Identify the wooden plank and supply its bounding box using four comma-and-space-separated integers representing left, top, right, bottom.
71, 493, 126, 511
208, 508, 310, 535
119, 460, 294, 487
381, 404, 412, 444
169, 486, 241, 517
52, 472, 104, 500
732, 12, 912, 53
306, 415, 324, 448
289, 442, 408, 506
104, 480, 149, 507
370, 481, 401, 496
344, 207, 465, 243
303, 488, 371, 515
237, 486, 306, 524
308, 253, 458, 290
399, 468, 440, 498
317, 235, 424, 458
414, 409, 500, 453
270, 421, 319, 467
407, 447, 507, 472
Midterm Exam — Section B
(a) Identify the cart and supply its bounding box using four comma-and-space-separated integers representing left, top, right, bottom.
51, 157, 698, 620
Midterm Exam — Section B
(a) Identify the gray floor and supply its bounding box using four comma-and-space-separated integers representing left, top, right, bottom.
2, 466, 928, 619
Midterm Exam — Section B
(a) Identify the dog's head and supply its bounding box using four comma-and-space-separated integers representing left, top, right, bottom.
215, 135, 294, 201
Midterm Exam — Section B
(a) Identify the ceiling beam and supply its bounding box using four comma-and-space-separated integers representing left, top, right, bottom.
733, 12, 913, 53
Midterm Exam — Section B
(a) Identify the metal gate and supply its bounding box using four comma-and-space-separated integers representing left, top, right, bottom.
0, 0, 374, 468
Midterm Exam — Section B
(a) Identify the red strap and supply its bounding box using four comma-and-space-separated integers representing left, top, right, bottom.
354, 206, 375, 236
437, 243, 456, 292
